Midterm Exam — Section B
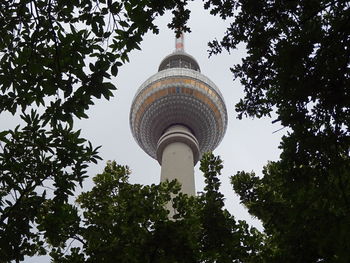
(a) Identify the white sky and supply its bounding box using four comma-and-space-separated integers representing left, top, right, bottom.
20, 2, 285, 262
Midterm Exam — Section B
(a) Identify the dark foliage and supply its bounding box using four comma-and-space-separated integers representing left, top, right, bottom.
203, 0, 350, 261
49, 154, 263, 263
0, 0, 190, 261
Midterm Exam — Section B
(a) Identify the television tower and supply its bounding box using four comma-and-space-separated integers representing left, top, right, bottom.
130, 34, 227, 196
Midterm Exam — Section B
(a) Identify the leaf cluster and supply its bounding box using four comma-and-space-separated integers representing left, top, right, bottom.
204, 0, 350, 261
48, 154, 265, 263
0, 0, 192, 261
0, 110, 100, 261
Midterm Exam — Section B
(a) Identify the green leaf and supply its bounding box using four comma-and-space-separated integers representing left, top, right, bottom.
111, 62, 119, 76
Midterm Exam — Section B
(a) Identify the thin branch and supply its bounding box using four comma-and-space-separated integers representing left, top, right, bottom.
272, 126, 286, 134
30, 1, 39, 26
72, 234, 87, 246
46, 0, 62, 100
63, 238, 76, 255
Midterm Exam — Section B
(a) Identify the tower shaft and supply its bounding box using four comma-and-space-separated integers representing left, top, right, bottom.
160, 141, 195, 196
157, 125, 199, 196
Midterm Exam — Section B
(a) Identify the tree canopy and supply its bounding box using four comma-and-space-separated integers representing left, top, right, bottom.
46, 153, 264, 263
204, 0, 350, 261
0, 0, 190, 261
1, 0, 349, 262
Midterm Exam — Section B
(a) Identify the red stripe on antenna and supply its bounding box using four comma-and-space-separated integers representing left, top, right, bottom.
175, 33, 184, 51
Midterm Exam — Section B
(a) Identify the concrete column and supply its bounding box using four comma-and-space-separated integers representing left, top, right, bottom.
156, 125, 199, 196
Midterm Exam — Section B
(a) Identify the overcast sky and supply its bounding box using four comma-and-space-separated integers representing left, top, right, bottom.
20, 2, 285, 262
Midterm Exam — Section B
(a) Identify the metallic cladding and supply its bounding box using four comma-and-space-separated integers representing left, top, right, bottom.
130, 67, 228, 160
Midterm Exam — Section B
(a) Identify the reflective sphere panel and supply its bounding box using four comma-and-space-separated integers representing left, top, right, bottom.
130, 67, 227, 160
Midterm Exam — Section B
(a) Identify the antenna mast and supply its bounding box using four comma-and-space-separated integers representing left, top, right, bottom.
175, 33, 184, 51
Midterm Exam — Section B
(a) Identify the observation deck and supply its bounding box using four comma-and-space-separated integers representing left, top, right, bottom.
130, 37, 227, 164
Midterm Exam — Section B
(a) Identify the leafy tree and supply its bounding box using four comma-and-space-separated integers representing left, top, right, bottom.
45, 153, 263, 263
198, 153, 265, 263
0, 0, 191, 261
204, 0, 350, 261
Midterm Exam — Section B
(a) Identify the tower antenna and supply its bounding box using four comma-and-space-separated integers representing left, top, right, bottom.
175, 32, 184, 51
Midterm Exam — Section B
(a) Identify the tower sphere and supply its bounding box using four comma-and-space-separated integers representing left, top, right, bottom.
130, 45, 227, 164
